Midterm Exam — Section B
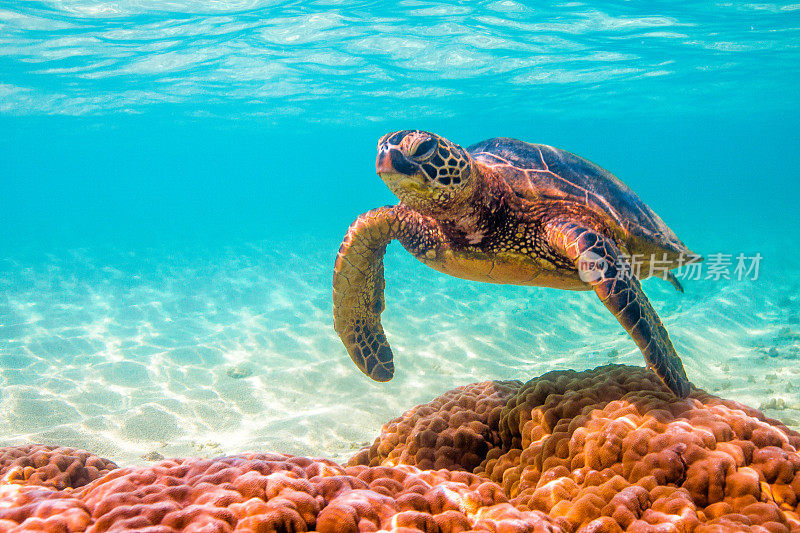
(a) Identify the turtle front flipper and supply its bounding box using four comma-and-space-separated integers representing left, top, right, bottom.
545, 219, 691, 398
333, 205, 444, 381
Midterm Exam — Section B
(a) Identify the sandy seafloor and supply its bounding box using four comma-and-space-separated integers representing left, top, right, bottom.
0, 233, 798, 467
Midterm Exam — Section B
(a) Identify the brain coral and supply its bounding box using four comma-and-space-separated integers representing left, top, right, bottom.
350, 379, 522, 472
2, 364, 800, 532
0, 444, 117, 490
353, 364, 800, 532
0, 452, 562, 532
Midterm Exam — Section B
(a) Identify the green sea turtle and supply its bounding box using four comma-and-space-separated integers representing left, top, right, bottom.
333, 130, 699, 397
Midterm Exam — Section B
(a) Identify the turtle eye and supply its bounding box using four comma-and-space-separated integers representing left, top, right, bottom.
409, 137, 437, 159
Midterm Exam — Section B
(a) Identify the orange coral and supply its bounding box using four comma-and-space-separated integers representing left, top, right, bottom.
0, 452, 561, 532
0, 444, 117, 490
2, 365, 800, 532
349, 379, 521, 472
356, 365, 800, 532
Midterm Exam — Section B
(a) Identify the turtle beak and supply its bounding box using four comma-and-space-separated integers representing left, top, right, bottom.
376, 146, 418, 176
376, 147, 394, 174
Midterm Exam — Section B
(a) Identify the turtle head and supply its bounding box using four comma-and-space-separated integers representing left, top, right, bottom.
376, 130, 477, 216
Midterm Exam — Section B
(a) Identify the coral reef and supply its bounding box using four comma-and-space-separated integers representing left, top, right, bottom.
3, 365, 800, 532
353, 365, 800, 531
0, 444, 117, 490
0, 452, 560, 532
349, 379, 522, 472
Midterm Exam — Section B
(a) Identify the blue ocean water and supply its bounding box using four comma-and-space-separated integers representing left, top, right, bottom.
0, 1, 799, 464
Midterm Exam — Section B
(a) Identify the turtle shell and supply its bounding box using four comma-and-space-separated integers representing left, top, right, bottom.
468, 137, 693, 260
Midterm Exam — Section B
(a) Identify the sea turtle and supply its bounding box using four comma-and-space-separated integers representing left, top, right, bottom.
333, 130, 699, 397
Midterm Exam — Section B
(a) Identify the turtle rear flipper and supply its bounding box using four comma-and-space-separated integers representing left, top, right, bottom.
665, 271, 684, 293
545, 219, 691, 398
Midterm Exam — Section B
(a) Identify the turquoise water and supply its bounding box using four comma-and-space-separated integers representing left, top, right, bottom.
0, 1, 799, 464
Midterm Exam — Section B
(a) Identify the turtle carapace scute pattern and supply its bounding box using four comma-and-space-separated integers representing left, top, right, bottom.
333, 130, 700, 398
